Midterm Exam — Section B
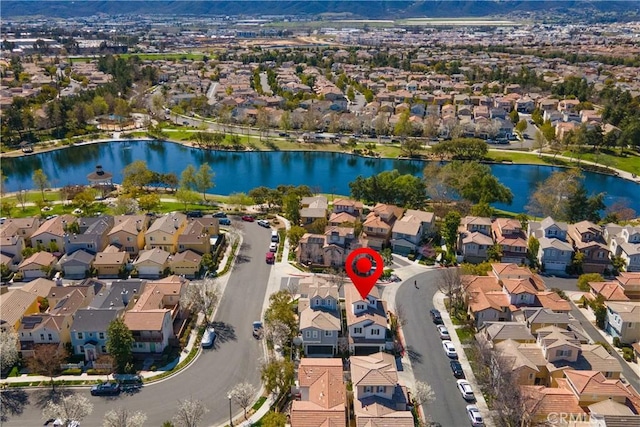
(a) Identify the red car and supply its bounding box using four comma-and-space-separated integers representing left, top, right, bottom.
241, 215, 255, 222
265, 252, 275, 264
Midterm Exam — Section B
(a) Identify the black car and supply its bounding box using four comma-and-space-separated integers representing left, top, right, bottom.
91, 382, 121, 396
450, 360, 465, 378
186, 210, 203, 218
213, 212, 227, 218
430, 309, 443, 324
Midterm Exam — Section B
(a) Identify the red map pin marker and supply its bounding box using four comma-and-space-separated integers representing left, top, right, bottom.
345, 248, 384, 299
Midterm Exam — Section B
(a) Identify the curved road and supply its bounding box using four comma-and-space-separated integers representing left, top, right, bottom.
395, 270, 471, 427
2, 220, 272, 426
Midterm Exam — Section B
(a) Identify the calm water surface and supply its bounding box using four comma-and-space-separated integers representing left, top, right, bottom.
2, 140, 638, 213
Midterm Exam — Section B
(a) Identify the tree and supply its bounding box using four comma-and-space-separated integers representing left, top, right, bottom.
32, 169, 49, 202
181, 278, 220, 322
27, 344, 67, 389
508, 109, 520, 125
307, 218, 328, 234
611, 255, 626, 274
577, 273, 604, 292
180, 165, 197, 192
264, 290, 297, 341
229, 382, 257, 420
261, 358, 294, 397
0, 329, 19, 372
565, 184, 605, 223
429, 138, 487, 161
103, 407, 148, 427
442, 211, 461, 254
194, 164, 215, 200
138, 194, 160, 212
394, 109, 412, 139
515, 119, 527, 137
283, 193, 301, 225
173, 398, 208, 427
526, 169, 583, 221
287, 225, 306, 248
527, 235, 540, 270
533, 130, 546, 156
437, 268, 464, 314
112, 196, 139, 215
261, 411, 287, 427
175, 188, 200, 211
265, 319, 292, 350
487, 243, 503, 262
400, 139, 423, 157
412, 380, 435, 406
73, 187, 98, 214
43, 394, 93, 426
349, 170, 426, 208
122, 160, 153, 192
227, 192, 254, 208
106, 318, 134, 374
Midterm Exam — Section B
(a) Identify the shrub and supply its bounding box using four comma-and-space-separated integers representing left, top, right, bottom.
613, 337, 621, 348
407, 253, 416, 261
61, 368, 82, 375
622, 347, 635, 362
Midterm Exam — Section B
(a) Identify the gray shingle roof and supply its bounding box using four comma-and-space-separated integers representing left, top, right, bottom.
71, 308, 119, 333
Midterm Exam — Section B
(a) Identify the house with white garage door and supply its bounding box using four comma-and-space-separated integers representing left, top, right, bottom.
344, 283, 388, 355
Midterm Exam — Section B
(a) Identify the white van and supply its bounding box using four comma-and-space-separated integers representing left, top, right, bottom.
271, 231, 279, 243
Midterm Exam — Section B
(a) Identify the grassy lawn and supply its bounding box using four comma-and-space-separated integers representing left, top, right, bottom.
455, 326, 476, 344
561, 149, 640, 175
252, 396, 267, 411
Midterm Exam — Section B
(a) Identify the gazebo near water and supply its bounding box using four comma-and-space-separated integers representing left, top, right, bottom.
87, 165, 114, 197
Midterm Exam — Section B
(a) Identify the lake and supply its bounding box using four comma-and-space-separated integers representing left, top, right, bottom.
2, 140, 638, 213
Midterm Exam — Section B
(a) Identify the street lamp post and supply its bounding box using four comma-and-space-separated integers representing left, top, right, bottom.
228, 394, 233, 427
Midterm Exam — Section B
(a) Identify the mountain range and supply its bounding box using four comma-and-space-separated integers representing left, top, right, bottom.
3, 0, 639, 19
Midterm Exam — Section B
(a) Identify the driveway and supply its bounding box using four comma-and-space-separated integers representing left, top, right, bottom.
393, 269, 475, 427
1, 220, 273, 426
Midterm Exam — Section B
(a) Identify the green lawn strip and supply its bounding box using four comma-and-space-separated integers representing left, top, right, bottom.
455, 326, 475, 344
144, 344, 200, 384
252, 396, 267, 411
561, 150, 640, 175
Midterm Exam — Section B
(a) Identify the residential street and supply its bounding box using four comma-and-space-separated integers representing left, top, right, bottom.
1, 219, 273, 426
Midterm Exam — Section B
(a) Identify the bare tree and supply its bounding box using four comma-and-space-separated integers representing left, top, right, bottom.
103, 407, 147, 427
265, 319, 291, 350
0, 329, 19, 372
42, 393, 94, 425
27, 344, 68, 390
173, 398, 208, 427
437, 267, 464, 315
229, 382, 257, 419
412, 380, 435, 406
181, 278, 220, 323
325, 268, 347, 292
15, 187, 28, 211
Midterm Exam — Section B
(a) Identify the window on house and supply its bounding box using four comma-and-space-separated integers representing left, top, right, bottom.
163, 236, 166, 241
371, 329, 380, 336
48, 334, 52, 341
364, 386, 372, 393
377, 386, 386, 393
325, 331, 332, 337
628, 322, 635, 329
127, 237, 131, 241
356, 304, 365, 310
149, 237, 154, 241
40, 334, 44, 340
99, 332, 105, 339
305, 331, 311, 338
555, 349, 572, 357
354, 327, 363, 334
79, 346, 84, 353
312, 331, 318, 338
101, 346, 107, 353
528, 373, 534, 380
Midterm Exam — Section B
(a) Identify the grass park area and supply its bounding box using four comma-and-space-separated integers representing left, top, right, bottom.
561, 149, 640, 175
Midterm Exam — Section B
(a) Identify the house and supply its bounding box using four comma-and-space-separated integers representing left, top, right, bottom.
616, 272, 640, 300
21, 278, 56, 299
170, 250, 202, 279
296, 226, 365, 268
608, 225, 640, 273
459, 231, 494, 263
290, 358, 346, 427
64, 215, 114, 255
528, 217, 573, 272
332, 198, 362, 218
123, 309, 173, 353
350, 352, 413, 427
297, 275, 341, 357
130, 275, 187, 321
604, 301, 640, 344
524, 308, 573, 335
477, 322, 536, 345
93, 246, 130, 278
0, 217, 39, 265
18, 251, 57, 281
492, 218, 527, 264
391, 210, 434, 256
568, 221, 610, 274
363, 204, 403, 250
145, 212, 187, 253
328, 211, 358, 226
70, 309, 120, 361
588, 281, 630, 302
108, 215, 147, 255
18, 314, 71, 357
133, 248, 171, 279
58, 249, 94, 279
300, 196, 328, 227
177, 219, 219, 255
30, 214, 76, 252
344, 283, 388, 355
0, 289, 40, 332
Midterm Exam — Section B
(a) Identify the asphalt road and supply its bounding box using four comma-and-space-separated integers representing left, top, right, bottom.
397, 270, 472, 427
2, 220, 272, 426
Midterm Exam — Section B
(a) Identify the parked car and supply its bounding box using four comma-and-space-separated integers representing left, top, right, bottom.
269, 242, 277, 252
437, 325, 451, 340
442, 340, 458, 358
257, 219, 270, 228
430, 309, 443, 324
90, 382, 121, 396
252, 321, 263, 338
113, 374, 143, 391
456, 380, 475, 401
213, 212, 227, 218
219, 218, 231, 225
466, 405, 484, 426
450, 360, 465, 378
186, 210, 203, 218
265, 252, 275, 264
241, 215, 254, 222
201, 327, 216, 348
